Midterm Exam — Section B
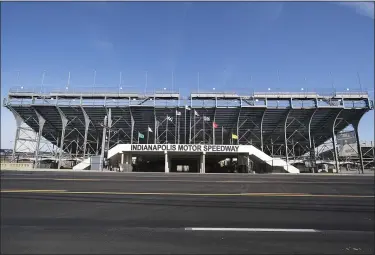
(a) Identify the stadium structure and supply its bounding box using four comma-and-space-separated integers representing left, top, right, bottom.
3, 86, 374, 173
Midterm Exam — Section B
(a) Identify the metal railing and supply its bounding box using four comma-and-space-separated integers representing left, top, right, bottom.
7, 86, 370, 100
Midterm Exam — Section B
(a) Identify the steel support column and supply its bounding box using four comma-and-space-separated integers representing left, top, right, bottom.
100, 116, 108, 171
81, 107, 90, 159
352, 113, 367, 174
284, 110, 292, 165
106, 108, 112, 150
260, 109, 266, 151
308, 108, 318, 173
236, 99, 242, 145
57, 108, 68, 169
10, 109, 23, 161
96, 136, 99, 155
34, 110, 46, 168
332, 110, 343, 173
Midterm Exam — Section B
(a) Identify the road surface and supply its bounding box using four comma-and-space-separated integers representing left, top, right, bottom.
1, 171, 374, 254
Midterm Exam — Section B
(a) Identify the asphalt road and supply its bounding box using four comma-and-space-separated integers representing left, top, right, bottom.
1, 171, 374, 254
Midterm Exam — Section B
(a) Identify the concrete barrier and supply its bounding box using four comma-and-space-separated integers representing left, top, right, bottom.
1, 162, 34, 170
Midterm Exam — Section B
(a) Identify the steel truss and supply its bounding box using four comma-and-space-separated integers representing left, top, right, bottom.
4, 89, 373, 172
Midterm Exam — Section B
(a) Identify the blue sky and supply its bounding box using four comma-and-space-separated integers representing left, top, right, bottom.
1, 2, 374, 149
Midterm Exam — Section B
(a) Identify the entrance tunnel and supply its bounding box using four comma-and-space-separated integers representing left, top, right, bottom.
112, 151, 253, 173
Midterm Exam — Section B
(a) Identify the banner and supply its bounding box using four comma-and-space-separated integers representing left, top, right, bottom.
131, 144, 240, 153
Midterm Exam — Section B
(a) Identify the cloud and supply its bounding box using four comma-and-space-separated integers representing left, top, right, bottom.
93, 39, 114, 51
338, 2, 374, 19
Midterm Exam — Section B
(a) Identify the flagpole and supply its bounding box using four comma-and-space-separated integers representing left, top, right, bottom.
175, 111, 177, 144
213, 122, 215, 145
166, 115, 168, 144
193, 114, 196, 144
147, 127, 149, 144
189, 109, 192, 144
203, 115, 205, 144
222, 126, 224, 145
184, 107, 187, 144
179, 114, 181, 144
154, 117, 157, 144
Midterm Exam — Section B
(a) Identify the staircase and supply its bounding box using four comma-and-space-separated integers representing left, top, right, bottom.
72, 157, 91, 170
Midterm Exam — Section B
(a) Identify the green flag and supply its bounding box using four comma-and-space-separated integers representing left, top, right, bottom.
138, 132, 144, 139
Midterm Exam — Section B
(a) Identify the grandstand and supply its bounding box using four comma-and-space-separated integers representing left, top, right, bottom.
3, 86, 373, 173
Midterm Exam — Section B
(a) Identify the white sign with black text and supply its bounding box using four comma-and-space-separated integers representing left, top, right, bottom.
131, 144, 240, 153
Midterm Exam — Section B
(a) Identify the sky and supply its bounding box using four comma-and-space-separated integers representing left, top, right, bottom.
1, 1, 374, 149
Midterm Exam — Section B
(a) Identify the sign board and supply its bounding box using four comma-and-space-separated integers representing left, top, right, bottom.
131, 144, 240, 153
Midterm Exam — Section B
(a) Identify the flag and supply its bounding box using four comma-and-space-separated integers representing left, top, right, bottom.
148, 127, 153, 132
185, 105, 191, 110
203, 116, 210, 121
194, 110, 199, 116
232, 134, 238, 140
167, 116, 173, 122
213, 122, 218, 128
138, 132, 145, 139
176, 110, 181, 116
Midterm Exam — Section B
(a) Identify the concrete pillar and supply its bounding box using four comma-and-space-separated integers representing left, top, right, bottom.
164, 151, 169, 173
237, 153, 248, 173
200, 152, 206, 173
121, 152, 132, 172
121, 153, 125, 164
119, 152, 125, 172
168, 157, 172, 172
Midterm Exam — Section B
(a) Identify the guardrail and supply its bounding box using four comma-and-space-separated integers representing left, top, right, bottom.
1, 162, 34, 170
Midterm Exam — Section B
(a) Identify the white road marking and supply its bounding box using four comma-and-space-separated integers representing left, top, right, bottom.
184, 228, 320, 233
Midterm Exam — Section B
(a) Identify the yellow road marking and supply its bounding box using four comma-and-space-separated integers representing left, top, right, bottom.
1, 189, 67, 193
0, 189, 373, 198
